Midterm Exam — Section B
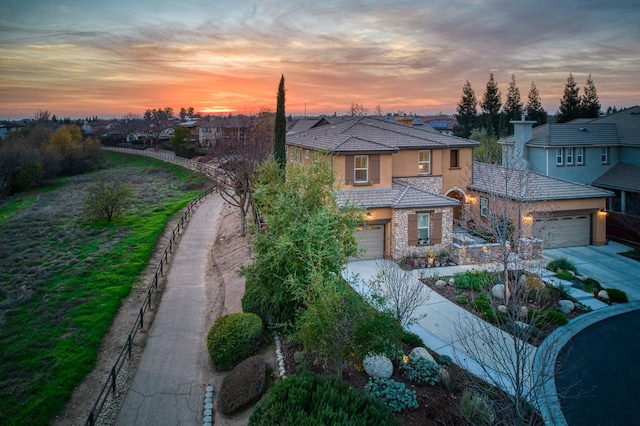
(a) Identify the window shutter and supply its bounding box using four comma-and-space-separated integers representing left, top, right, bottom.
370, 155, 380, 184
345, 155, 354, 185
431, 212, 442, 244
408, 214, 418, 246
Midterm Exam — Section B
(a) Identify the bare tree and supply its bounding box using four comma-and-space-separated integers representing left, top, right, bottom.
143, 107, 174, 149
368, 261, 431, 328
208, 109, 273, 234
115, 113, 143, 144
349, 102, 369, 116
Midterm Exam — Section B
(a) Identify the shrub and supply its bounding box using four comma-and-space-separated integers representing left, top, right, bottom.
399, 358, 441, 386
555, 269, 574, 281
217, 355, 267, 415
83, 178, 134, 222
454, 270, 493, 290
547, 257, 577, 273
399, 330, 425, 348
605, 288, 629, 303
470, 296, 497, 323
455, 294, 468, 304
249, 369, 398, 425
206, 312, 264, 371
438, 355, 452, 366
536, 309, 569, 327
460, 389, 495, 426
364, 377, 418, 413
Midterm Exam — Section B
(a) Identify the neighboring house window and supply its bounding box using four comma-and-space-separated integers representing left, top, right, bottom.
305, 149, 309, 159
417, 213, 430, 244
450, 149, 459, 168
418, 150, 431, 174
556, 148, 564, 165
480, 197, 489, 217
298, 148, 302, 164
601, 147, 609, 164
354, 155, 369, 183
576, 147, 584, 165
566, 148, 574, 165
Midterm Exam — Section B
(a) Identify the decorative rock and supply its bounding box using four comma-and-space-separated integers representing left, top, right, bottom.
558, 299, 575, 314
520, 306, 529, 319
439, 367, 452, 390
363, 355, 393, 379
409, 347, 436, 364
567, 270, 576, 279
598, 290, 609, 301
448, 278, 455, 286
491, 284, 505, 300
435, 279, 447, 289
513, 320, 529, 331
497, 305, 508, 314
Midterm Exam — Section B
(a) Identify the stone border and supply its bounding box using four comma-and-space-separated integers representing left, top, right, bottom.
274, 334, 287, 379
202, 385, 214, 426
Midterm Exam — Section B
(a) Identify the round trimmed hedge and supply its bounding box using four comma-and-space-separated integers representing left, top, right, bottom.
206, 312, 263, 371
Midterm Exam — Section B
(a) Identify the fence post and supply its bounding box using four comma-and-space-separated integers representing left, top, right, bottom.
88, 410, 95, 426
140, 307, 144, 330
148, 288, 152, 309
127, 334, 132, 358
111, 366, 117, 394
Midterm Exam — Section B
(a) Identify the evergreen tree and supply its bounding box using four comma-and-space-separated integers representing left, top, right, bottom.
453, 80, 478, 138
503, 74, 523, 124
274, 75, 287, 171
525, 81, 547, 126
580, 74, 601, 118
556, 73, 581, 123
480, 73, 502, 137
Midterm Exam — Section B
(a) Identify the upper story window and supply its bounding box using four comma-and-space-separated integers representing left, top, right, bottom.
450, 149, 459, 168
305, 149, 310, 160
601, 147, 610, 164
576, 147, 584, 165
354, 155, 369, 183
566, 147, 574, 165
556, 148, 564, 166
417, 213, 430, 244
418, 150, 431, 174
480, 197, 489, 217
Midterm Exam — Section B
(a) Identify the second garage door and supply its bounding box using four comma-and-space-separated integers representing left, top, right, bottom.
533, 214, 591, 248
353, 224, 384, 260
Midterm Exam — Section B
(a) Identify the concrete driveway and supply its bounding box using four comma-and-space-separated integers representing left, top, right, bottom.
542, 241, 640, 301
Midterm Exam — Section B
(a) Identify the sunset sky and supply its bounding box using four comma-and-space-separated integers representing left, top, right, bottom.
1, 0, 639, 120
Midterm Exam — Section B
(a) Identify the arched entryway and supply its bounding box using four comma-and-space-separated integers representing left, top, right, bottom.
445, 188, 466, 224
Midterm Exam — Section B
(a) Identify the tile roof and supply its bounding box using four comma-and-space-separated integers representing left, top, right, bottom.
499, 123, 619, 147
335, 179, 459, 209
469, 162, 613, 201
592, 163, 640, 192
287, 118, 330, 135
590, 105, 640, 147
287, 116, 477, 153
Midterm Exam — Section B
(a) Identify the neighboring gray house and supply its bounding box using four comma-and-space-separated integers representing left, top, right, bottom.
500, 106, 640, 244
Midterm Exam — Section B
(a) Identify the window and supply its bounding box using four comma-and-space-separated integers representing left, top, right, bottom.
305, 149, 309, 160
566, 147, 574, 165
417, 213, 430, 244
576, 147, 584, 165
354, 155, 369, 183
480, 197, 489, 217
555, 148, 564, 165
450, 149, 459, 168
298, 147, 302, 164
418, 150, 431, 174
601, 147, 609, 164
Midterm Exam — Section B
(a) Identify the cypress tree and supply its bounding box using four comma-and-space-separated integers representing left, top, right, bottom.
274, 75, 287, 170
556, 73, 581, 123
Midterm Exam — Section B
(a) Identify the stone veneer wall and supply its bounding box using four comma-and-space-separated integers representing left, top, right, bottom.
394, 176, 442, 194
390, 207, 454, 260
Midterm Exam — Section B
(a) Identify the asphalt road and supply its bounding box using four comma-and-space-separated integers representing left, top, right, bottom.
555, 309, 640, 425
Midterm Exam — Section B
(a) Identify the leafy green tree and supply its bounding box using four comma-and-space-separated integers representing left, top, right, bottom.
454, 80, 478, 138
241, 158, 362, 329
274, 75, 287, 171
470, 128, 501, 164
556, 73, 581, 123
171, 127, 192, 158
83, 179, 134, 221
525, 81, 548, 126
503, 74, 523, 134
480, 73, 502, 137
580, 74, 601, 118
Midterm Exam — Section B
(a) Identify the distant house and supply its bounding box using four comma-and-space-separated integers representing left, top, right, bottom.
199, 115, 255, 147
0, 122, 26, 139
500, 106, 640, 245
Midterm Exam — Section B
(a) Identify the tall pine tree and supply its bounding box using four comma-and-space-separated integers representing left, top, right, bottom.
503, 74, 523, 120
454, 80, 478, 138
580, 74, 601, 118
525, 81, 547, 126
556, 73, 581, 123
274, 75, 287, 170
480, 73, 502, 137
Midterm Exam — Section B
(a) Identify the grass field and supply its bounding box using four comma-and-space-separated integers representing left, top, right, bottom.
0, 152, 209, 425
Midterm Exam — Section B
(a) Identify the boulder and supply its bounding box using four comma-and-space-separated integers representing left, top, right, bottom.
558, 299, 575, 314
409, 347, 436, 364
520, 306, 529, 319
448, 277, 455, 286
491, 284, 505, 300
513, 320, 529, 332
435, 279, 447, 289
363, 354, 393, 379
598, 290, 610, 301
439, 367, 452, 390
217, 355, 266, 415
497, 305, 508, 314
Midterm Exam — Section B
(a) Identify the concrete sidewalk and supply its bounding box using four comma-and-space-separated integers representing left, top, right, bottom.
116, 194, 224, 426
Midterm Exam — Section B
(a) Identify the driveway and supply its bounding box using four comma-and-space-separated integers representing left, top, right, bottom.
543, 241, 640, 301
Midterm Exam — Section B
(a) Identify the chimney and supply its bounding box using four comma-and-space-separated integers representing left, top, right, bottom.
509, 115, 536, 169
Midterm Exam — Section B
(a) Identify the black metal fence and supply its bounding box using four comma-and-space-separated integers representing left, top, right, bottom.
85, 148, 216, 425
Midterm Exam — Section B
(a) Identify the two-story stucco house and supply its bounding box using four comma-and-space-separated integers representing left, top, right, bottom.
286, 116, 477, 260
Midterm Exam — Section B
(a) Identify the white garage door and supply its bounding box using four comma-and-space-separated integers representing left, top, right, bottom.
533, 215, 591, 248
353, 225, 384, 260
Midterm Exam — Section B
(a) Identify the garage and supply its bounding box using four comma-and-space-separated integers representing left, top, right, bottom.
533, 214, 591, 248
353, 224, 385, 260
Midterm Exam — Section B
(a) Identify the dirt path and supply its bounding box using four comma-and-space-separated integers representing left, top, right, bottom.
53, 198, 251, 426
